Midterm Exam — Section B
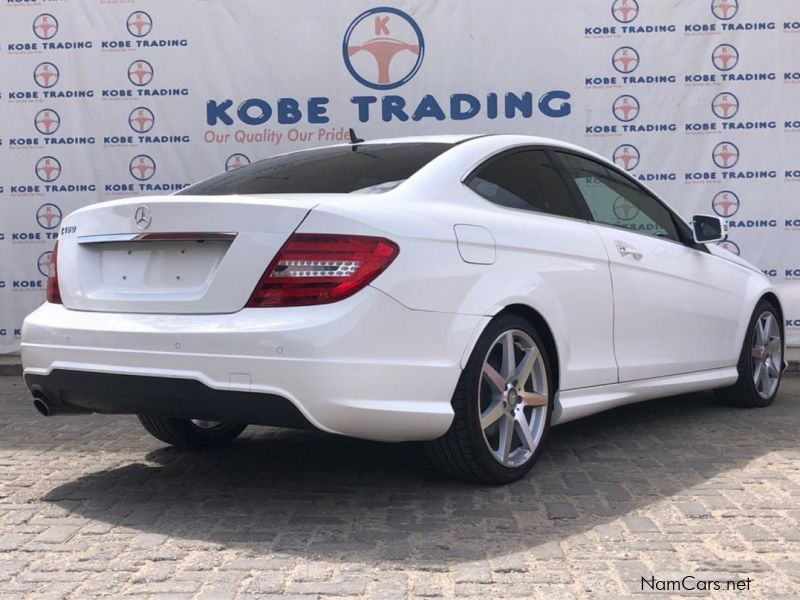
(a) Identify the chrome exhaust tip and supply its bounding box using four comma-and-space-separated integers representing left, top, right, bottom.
30, 389, 91, 416
32, 396, 51, 416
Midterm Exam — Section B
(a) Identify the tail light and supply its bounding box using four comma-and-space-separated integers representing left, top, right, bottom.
46, 241, 61, 304
246, 233, 399, 307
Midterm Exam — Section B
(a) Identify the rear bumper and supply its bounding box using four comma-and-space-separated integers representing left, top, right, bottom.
25, 370, 312, 428
21, 288, 485, 441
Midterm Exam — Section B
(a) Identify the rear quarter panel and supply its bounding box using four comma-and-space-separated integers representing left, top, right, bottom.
299, 187, 618, 390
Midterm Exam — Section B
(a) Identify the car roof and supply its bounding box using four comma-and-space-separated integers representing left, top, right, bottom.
339, 133, 612, 165
231, 134, 612, 173
350, 134, 481, 145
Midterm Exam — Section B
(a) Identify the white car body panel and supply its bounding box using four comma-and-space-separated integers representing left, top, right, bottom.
23, 291, 481, 442
553, 366, 739, 425
58, 196, 318, 313
359, 205, 619, 390
21, 134, 783, 442
589, 223, 759, 381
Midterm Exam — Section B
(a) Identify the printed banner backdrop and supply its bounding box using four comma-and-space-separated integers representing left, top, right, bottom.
1, 0, 799, 353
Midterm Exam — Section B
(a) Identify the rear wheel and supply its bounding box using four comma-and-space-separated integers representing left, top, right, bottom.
137, 415, 247, 447
425, 314, 553, 484
715, 300, 783, 408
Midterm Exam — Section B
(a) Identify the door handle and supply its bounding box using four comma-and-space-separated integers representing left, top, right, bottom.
615, 241, 643, 260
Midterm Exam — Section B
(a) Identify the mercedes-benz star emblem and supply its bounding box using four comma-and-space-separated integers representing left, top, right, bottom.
134, 205, 152, 230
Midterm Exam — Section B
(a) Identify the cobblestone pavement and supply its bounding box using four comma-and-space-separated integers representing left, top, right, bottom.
0, 375, 798, 599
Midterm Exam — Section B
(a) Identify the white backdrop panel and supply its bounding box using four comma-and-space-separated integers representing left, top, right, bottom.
1, 0, 799, 352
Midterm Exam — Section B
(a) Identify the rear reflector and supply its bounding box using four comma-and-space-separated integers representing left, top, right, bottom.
46, 241, 61, 304
246, 233, 399, 307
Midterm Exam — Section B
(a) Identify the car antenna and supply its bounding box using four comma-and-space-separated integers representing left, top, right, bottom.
348, 128, 364, 150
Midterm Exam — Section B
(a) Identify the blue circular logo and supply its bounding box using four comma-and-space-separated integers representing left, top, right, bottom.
38, 251, 53, 277
611, 0, 639, 24
613, 144, 640, 171
34, 108, 61, 135
32, 13, 58, 40
225, 153, 251, 172
711, 92, 739, 120
613, 94, 640, 122
717, 240, 740, 256
130, 154, 156, 181
612, 46, 639, 74
712, 141, 740, 169
128, 107, 155, 133
711, 0, 739, 20
342, 7, 424, 90
127, 60, 154, 86
127, 11, 153, 37
712, 190, 740, 217
33, 62, 59, 89
36, 203, 62, 230
35, 156, 61, 182
712, 44, 739, 71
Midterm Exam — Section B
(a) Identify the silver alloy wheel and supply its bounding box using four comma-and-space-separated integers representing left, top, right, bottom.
478, 329, 548, 467
190, 419, 223, 429
751, 311, 782, 399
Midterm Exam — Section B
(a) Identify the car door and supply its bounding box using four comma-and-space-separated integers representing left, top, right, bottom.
463, 148, 619, 389
553, 150, 749, 382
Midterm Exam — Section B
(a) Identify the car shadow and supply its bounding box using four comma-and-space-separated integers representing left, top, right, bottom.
40, 387, 799, 565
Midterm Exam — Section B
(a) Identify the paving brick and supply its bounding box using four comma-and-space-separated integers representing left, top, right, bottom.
31, 525, 80, 544
545, 501, 579, 519
195, 576, 247, 600
738, 524, 778, 542
244, 573, 286, 594
624, 515, 657, 533
286, 577, 367, 596
223, 556, 295, 571
0, 375, 799, 598
0, 534, 27, 552
528, 540, 564, 560
365, 571, 409, 600
128, 532, 168, 549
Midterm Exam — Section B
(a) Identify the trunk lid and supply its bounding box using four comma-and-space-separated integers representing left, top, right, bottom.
56, 195, 317, 313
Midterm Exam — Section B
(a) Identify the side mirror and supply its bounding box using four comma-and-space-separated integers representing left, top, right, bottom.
691, 214, 727, 244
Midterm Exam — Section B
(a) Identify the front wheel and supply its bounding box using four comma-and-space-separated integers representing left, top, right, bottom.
138, 415, 247, 447
425, 314, 553, 484
715, 300, 784, 408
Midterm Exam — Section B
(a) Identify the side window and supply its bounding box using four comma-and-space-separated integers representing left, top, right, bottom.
466, 150, 580, 219
556, 152, 679, 241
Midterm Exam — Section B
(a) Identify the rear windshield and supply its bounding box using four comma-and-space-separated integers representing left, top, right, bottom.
178, 142, 453, 196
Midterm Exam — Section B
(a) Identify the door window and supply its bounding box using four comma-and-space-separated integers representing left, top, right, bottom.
556, 152, 679, 241
466, 150, 580, 219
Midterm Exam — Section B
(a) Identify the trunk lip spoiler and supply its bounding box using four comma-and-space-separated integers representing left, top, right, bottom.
76, 232, 238, 245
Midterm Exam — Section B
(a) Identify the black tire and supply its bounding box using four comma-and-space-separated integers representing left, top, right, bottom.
425, 314, 554, 484
714, 299, 784, 408
137, 415, 247, 447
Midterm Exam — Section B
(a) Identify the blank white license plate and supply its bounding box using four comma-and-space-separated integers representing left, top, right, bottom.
95, 240, 229, 291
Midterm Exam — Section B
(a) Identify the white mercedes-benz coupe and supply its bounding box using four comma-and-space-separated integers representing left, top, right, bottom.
22, 134, 786, 484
